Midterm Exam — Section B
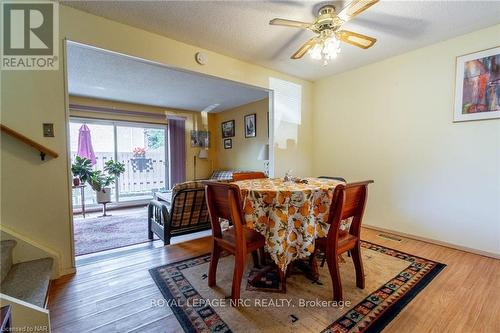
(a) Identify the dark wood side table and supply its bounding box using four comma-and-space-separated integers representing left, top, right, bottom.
0, 305, 12, 333
72, 185, 86, 218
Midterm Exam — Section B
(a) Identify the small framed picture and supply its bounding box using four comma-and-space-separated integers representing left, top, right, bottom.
454, 46, 500, 122
223, 138, 232, 149
244, 113, 256, 138
190, 130, 210, 148
221, 120, 235, 138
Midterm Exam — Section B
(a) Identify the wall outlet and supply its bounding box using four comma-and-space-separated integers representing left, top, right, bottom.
43, 123, 54, 137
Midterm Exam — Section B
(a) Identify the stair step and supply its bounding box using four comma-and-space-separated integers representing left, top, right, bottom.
1, 257, 53, 308
1, 240, 17, 282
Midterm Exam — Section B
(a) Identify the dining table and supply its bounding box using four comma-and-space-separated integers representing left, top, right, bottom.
234, 177, 345, 273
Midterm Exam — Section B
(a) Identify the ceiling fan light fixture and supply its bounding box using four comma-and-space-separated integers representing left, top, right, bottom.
270, 0, 379, 62
308, 43, 323, 60
308, 35, 341, 65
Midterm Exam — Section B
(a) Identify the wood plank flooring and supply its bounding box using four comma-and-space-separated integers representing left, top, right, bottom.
48, 228, 500, 333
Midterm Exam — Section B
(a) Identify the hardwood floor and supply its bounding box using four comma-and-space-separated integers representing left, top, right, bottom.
48, 228, 500, 333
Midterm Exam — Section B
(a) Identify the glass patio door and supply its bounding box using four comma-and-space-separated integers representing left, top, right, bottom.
70, 118, 168, 207
70, 121, 116, 207
116, 124, 168, 201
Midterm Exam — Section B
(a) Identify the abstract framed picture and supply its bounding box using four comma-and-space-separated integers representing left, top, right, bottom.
244, 113, 256, 138
221, 120, 235, 138
454, 46, 500, 122
223, 138, 232, 149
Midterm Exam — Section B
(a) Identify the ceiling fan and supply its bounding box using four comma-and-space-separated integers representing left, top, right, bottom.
269, 0, 379, 64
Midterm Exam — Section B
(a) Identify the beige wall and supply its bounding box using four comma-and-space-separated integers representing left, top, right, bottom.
313, 24, 500, 256
1, 5, 313, 275
214, 99, 269, 171
69, 96, 215, 181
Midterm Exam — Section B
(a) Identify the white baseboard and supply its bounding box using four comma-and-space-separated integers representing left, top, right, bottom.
363, 224, 500, 260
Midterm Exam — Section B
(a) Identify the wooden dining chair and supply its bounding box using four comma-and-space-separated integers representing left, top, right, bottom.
312, 180, 374, 301
204, 181, 267, 304
232, 171, 267, 182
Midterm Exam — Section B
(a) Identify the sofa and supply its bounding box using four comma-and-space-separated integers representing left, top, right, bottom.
148, 170, 249, 245
148, 180, 211, 245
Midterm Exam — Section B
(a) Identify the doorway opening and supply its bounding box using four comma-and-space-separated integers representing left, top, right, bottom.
65, 40, 274, 262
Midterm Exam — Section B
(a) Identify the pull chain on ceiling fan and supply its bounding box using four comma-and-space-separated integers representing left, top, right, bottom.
269, 0, 379, 65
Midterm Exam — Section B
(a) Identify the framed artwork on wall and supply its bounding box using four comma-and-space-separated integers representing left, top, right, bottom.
221, 120, 235, 138
190, 130, 210, 147
223, 138, 232, 149
244, 113, 257, 138
454, 46, 500, 122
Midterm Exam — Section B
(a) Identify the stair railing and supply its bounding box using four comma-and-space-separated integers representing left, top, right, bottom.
0, 124, 58, 161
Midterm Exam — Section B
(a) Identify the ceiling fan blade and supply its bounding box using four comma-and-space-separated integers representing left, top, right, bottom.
336, 30, 376, 49
338, 0, 379, 22
269, 18, 312, 29
291, 37, 318, 59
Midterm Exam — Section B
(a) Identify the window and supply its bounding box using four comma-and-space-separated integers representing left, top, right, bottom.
70, 118, 168, 207
269, 77, 302, 149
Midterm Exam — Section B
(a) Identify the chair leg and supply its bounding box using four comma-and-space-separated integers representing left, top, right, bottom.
259, 247, 266, 266
208, 242, 221, 287
351, 243, 365, 289
231, 252, 245, 305
252, 251, 261, 268
326, 252, 343, 302
147, 221, 153, 240
308, 251, 320, 281
279, 268, 287, 293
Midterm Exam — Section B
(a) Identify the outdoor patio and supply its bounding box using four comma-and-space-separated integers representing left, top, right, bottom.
72, 206, 157, 256
71, 151, 167, 208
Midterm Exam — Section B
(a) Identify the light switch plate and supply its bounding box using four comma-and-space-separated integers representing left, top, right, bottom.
43, 123, 54, 137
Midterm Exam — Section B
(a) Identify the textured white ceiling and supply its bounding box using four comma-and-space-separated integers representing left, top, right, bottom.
67, 42, 268, 111
62, 1, 500, 81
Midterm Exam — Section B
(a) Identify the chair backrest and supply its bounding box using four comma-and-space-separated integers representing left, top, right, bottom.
204, 181, 246, 246
169, 181, 210, 229
326, 180, 374, 242
232, 171, 267, 181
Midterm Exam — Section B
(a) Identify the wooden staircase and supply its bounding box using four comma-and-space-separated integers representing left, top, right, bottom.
0, 240, 53, 308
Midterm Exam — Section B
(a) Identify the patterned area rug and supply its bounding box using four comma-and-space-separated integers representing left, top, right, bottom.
149, 241, 445, 333
73, 211, 156, 256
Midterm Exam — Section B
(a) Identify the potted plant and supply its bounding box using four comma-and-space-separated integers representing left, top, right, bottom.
133, 147, 146, 158
131, 147, 151, 172
71, 156, 93, 186
88, 159, 126, 204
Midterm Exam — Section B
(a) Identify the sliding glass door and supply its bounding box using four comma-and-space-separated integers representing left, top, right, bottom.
116, 125, 167, 201
70, 118, 168, 207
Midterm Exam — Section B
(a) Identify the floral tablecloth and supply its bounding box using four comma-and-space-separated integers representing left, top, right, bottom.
235, 177, 344, 271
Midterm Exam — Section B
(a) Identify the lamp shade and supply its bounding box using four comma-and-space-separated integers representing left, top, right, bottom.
257, 144, 269, 161
198, 148, 208, 159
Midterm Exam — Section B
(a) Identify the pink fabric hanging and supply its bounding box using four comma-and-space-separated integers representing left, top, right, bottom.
77, 124, 96, 165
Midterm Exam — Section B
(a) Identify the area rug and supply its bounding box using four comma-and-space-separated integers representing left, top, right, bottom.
73, 211, 156, 256
149, 241, 445, 333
